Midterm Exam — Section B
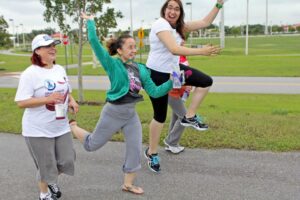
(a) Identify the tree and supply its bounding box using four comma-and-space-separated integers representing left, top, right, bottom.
0, 16, 12, 48
31, 28, 57, 38
229, 26, 241, 37
288, 25, 296, 33
40, 0, 123, 103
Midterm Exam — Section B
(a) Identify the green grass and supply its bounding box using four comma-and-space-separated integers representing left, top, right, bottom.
67, 65, 106, 76
186, 35, 300, 77
0, 43, 92, 73
1, 35, 299, 77
188, 55, 300, 77
193, 35, 300, 55
2, 88, 300, 152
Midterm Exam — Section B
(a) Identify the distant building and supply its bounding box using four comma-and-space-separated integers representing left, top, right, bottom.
282, 23, 300, 32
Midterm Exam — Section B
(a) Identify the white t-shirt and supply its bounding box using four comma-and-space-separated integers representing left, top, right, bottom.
146, 17, 183, 73
15, 64, 71, 138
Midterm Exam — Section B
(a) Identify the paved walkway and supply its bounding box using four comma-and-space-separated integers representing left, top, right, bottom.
0, 133, 300, 200
1, 74, 300, 94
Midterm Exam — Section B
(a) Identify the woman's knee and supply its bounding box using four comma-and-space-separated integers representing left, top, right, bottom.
57, 157, 74, 173
194, 86, 211, 93
83, 135, 103, 152
207, 76, 213, 86
154, 114, 167, 123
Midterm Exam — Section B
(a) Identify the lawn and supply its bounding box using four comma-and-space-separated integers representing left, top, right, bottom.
2, 88, 300, 152
1, 35, 300, 152
0, 35, 299, 77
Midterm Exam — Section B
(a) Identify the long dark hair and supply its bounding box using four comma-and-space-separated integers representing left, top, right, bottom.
106, 35, 133, 56
160, 0, 186, 40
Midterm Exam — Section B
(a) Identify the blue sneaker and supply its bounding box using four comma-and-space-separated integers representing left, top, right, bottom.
180, 114, 208, 131
144, 147, 160, 173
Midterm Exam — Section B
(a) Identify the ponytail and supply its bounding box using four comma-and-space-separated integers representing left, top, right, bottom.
106, 35, 133, 56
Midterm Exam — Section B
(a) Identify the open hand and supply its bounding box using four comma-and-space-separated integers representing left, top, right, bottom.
200, 44, 221, 56
81, 12, 95, 20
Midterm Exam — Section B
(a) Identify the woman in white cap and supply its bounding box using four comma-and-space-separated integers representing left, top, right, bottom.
15, 34, 79, 200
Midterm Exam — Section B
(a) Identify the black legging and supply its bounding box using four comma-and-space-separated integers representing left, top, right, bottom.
149, 64, 213, 123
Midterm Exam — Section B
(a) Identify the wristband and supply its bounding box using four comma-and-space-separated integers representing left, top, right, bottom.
216, 3, 223, 9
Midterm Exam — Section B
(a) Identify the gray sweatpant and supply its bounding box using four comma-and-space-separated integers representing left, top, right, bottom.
83, 102, 142, 173
165, 96, 187, 146
25, 132, 75, 183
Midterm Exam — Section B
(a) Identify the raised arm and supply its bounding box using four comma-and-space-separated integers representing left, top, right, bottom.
81, 12, 114, 71
184, 0, 224, 32
157, 31, 220, 56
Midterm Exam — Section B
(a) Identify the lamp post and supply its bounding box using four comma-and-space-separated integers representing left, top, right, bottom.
219, 5, 225, 48
220, 0, 228, 48
130, 0, 133, 36
186, 2, 192, 46
16, 25, 20, 47
264, 0, 268, 35
9, 19, 15, 48
245, 0, 249, 55
20, 23, 25, 48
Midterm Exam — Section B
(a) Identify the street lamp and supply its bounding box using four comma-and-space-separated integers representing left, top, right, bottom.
186, 2, 192, 46
9, 19, 15, 48
16, 25, 19, 47
219, 5, 225, 48
130, 0, 133, 36
264, 0, 268, 35
220, 0, 229, 48
20, 23, 25, 48
245, 0, 249, 55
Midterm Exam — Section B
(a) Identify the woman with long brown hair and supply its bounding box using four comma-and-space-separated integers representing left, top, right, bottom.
145, 0, 224, 173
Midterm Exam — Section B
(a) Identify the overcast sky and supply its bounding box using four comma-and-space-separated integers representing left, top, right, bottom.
1, 0, 299, 34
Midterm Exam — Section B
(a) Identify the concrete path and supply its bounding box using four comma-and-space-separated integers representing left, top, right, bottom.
0, 133, 299, 200
1, 74, 300, 94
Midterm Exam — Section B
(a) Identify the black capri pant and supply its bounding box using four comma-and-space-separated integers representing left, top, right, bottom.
148, 64, 213, 123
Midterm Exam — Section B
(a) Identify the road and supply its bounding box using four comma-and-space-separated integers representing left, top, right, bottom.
0, 133, 299, 200
1, 73, 300, 94
1, 51, 300, 199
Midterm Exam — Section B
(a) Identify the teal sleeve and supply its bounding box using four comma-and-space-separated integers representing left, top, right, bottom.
86, 20, 114, 72
139, 64, 173, 98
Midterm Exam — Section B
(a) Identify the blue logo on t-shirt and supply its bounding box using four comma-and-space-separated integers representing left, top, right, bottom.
44, 79, 56, 91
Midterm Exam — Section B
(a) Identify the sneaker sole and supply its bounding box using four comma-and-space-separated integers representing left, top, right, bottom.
164, 146, 185, 154
180, 122, 208, 131
164, 139, 185, 154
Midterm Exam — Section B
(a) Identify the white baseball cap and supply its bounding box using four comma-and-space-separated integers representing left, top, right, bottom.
31, 34, 61, 51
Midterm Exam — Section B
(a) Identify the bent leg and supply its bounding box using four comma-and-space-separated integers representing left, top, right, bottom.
186, 86, 210, 117
71, 103, 125, 152
166, 97, 186, 145
180, 64, 212, 117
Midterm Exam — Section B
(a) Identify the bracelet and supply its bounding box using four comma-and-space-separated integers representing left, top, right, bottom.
216, 3, 223, 9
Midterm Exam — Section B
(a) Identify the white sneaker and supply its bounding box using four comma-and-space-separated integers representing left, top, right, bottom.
163, 139, 185, 154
